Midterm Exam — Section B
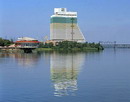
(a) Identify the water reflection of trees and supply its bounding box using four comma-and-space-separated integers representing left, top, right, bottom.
0, 53, 41, 67
14, 53, 41, 67
50, 52, 85, 96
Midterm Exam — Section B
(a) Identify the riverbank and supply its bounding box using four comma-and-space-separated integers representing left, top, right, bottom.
34, 47, 103, 53
0, 48, 23, 53
37, 41, 104, 52
0, 47, 103, 53
0, 41, 104, 53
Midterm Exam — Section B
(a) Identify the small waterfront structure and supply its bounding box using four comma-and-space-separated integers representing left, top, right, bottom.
50, 8, 86, 42
45, 40, 58, 46
15, 37, 40, 48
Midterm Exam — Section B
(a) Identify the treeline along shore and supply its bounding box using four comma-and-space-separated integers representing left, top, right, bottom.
0, 37, 104, 53
36, 41, 104, 52
0, 37, 14, 46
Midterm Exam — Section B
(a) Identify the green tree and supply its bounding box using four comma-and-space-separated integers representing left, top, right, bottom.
0, 38, 14, 46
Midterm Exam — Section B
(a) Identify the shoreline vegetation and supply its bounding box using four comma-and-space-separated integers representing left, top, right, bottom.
0, 38, 13, 46
35, 41, 104, 52
0, 37, 104, 53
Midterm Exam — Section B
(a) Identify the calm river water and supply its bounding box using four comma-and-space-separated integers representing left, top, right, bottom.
0, 49, 130, 102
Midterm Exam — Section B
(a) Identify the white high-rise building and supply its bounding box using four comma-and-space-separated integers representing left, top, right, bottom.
50, 8, 86, 42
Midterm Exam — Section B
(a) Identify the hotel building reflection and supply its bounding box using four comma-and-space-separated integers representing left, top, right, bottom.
50, 52, 85, 96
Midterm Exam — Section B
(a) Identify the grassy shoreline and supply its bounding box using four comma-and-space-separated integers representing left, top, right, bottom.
35, 47, 103, 52
0, 47, 103, 53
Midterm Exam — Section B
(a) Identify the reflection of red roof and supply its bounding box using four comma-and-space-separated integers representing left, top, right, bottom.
15, 41, 40, 43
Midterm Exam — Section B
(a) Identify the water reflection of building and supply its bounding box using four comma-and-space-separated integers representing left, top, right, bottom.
50, 52, 85, 96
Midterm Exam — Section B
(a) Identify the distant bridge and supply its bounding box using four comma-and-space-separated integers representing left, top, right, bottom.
99, 41, 130, 48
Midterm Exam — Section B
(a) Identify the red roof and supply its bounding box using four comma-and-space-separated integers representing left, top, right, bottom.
15, 40, 40, 43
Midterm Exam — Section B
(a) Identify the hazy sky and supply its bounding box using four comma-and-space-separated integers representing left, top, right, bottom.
0, 0, 130, 43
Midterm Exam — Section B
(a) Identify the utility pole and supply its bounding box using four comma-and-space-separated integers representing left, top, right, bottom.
71, 18, 75, 41
114, 41, 116, 49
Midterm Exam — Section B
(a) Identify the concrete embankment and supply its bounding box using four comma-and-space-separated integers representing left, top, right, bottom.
0, 47, 23, 53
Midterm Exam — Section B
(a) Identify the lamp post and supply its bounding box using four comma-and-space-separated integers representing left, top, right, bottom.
114, 41, 116, 49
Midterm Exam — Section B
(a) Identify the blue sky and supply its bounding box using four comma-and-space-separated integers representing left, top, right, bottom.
0, 0, 130, 43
